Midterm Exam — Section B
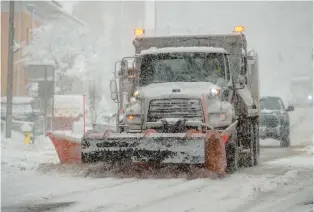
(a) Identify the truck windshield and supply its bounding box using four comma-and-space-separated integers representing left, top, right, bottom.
139, 52, 225, 86
260, 98, 282, 111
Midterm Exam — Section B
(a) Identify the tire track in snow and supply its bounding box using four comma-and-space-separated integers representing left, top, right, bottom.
2, 176, 140, 206
76, 179, 188, 212
40, 178, 140, 201
118, 174, 260, 212
64, 179, 190, 212
111, 179, 222, 212
231, 169, 313, 212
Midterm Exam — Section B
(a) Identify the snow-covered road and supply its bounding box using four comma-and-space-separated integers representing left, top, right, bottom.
1, 107, 313, 212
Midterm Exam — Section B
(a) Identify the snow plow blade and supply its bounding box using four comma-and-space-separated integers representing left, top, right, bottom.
47, 132, 82, 164
82, 133, 206, 164
81, 121, 238, 175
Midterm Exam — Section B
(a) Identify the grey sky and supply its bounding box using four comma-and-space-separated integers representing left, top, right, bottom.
155, 1, 313, 99
71, 1, 313, 102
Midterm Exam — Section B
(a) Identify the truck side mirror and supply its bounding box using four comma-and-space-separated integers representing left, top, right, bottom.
110, 80, 119, 101
286, 105, 294, 112
120, 60, 129, 77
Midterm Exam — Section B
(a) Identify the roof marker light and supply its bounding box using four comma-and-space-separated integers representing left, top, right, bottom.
233, 25, 245, 33
134, 28, 145, 36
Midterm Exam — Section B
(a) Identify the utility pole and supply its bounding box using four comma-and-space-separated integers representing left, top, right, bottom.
5, 0, 15, 138
51, 69, 55, 132
154, 0, 157, 34
43, 66, 47, 136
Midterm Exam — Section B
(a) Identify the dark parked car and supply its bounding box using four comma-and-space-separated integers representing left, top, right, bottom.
259, 96, 294, 147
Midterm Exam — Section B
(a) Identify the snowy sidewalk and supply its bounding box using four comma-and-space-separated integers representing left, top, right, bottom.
1, 131, 59, 171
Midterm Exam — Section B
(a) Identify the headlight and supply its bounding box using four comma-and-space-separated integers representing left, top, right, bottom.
133, 90, 139, 98
130, 90, 140, 103
210, 88, 221, 97
127, 115, 134, 121
308, 95, 312, 100
126, 115, 141, 123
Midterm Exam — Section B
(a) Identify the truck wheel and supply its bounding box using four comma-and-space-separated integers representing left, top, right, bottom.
280, 123, 290, 147
280, 136, 290, 147
239, 119, 255, 168
225, 130, 239, 173
253, 120, 260, 166
81, 153, 90, 163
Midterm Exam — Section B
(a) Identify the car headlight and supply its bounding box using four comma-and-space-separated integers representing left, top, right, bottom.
308, 95, 312, 100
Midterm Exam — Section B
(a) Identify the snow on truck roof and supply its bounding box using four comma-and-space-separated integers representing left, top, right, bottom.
135, 33, 245, 39
133, 33, 246, 55
140, 47, 227, 55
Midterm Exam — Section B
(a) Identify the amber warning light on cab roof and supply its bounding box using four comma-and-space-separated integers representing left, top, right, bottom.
134, 28, 145, 36
233, 25, 245, 33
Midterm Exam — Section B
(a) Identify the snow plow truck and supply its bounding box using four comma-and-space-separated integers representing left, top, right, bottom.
80, 26, 260, 175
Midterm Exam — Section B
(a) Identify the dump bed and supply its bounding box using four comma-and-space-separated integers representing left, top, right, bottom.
133, 33, 247, 55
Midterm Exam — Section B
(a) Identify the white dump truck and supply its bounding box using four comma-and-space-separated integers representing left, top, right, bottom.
82, 26, 260, 174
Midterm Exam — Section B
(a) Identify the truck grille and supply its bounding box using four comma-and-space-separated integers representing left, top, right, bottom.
147, 98, 204, 122
259, 114, 279, 128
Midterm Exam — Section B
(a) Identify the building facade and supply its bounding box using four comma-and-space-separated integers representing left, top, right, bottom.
1, 1, 83, 97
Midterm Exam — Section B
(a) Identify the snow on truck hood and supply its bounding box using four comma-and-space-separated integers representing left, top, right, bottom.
138, 82, 220, 98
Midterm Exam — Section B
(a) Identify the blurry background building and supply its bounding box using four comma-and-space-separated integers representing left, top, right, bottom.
1, 1, 82, 97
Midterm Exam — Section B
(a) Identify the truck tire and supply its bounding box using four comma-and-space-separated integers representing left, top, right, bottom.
280, 135, 290, 147
81, 153, 90, 163
253, 120, 260, 166
225, 130, 239, 173
239, 119, 255, 168
280, 123, 290, 147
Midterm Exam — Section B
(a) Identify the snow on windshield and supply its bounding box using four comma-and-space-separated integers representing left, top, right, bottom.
139, 52, 226, 86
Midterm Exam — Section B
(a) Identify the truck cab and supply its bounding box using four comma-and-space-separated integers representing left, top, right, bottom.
111, 26, 259, 137
124, 47, 233, 133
